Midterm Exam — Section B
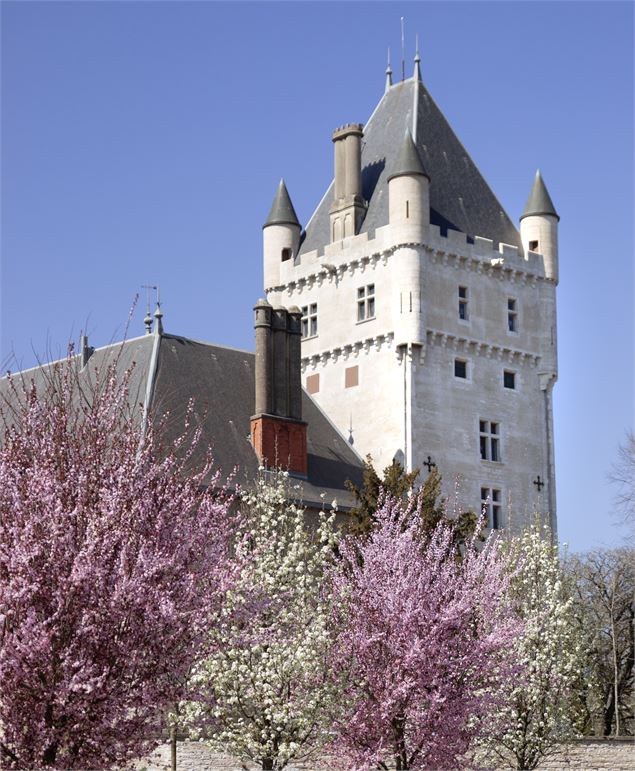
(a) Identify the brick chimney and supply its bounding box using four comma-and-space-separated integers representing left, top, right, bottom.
251, 300, 307, 476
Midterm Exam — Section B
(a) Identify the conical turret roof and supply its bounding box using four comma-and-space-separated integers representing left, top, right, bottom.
263, 179, 301, 228
387, 129, 429, 182
520, 170, 559, 221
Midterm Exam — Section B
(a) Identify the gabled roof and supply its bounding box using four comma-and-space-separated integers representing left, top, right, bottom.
299, 77, 522, 255
0, 335, 364, 510
520, 170, 559, 221
151, 335, 363, 508
263, 179, 301, 228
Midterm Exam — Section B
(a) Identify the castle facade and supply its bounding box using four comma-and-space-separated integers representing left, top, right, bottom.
262, 56, 560, 533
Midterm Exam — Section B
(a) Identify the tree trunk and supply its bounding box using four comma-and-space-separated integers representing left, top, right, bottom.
262, 758, 274, 770
610, 575, 620, 736
170, 723, 177, 771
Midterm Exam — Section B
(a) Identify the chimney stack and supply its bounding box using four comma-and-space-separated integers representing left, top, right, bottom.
329, 123, 367, 241
251, 300, 308, 476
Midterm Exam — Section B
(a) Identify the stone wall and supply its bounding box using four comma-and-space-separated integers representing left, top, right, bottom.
136, 737, 634, 771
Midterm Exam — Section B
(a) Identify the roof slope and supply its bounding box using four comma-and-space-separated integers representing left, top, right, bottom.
521, 169, 559, 221
0, 334, 363, 509
299, 78, 521, 255
150, 335, 363, 508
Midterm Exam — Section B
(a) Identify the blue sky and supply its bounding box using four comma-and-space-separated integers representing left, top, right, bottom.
1, 1, 633, 552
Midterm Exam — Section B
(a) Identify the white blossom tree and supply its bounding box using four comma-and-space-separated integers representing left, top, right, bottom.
477, 520, 583, 770
182, 471, 340, 770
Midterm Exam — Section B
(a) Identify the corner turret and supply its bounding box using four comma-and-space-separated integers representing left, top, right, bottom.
520, 170, 559, 282
388, 129, 428, 349
388, 128, 430, 236
263, 179, 301, 290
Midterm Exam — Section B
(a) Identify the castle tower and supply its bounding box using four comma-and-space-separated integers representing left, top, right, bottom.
263, 52, 560, 535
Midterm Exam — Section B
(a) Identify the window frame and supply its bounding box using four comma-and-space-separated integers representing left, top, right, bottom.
454, 357, 469, 380
458, 285, 469, 322
480, 486, 502, 530
357, 284, 376, 323
301, 303, 318, 339
479, 419, 501, 463
503, 370, 517, 390
507, 297, 518, 334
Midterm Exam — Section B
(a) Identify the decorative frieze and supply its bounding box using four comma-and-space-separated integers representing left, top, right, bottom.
426, 329, 540, 367
301, 333, 395, 373
267, 237, 550, 296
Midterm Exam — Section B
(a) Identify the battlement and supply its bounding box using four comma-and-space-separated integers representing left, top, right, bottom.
332, 123, 364, 140
271, 221, 548, 294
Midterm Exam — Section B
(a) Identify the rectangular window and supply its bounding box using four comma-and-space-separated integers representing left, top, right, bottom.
481, 487, 502, 529
454, 359, 467, 379
458, 286, 469, 321
508, 298, 518, 332
479, 420, 501, 462
503, 370, 516, 389
301, 303, 318, 338
357, 284, 376, 322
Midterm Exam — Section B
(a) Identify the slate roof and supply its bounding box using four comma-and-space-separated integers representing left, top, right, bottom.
1, 334, 364, 511
387, 129, 429, 182
299, 77, 522, 255
520, 170, 559, 221
264, 179, 301, 228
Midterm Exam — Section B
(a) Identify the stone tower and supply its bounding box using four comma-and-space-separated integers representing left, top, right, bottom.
262, 54, 559, 535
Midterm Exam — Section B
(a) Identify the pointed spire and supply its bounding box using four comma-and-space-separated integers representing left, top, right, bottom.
520, 169, 559, 221
385, 47, 393, 92
414, 33, 421, 81
263, 179, 300, 228
153, 302, 163, 336
388, 128, 429, 182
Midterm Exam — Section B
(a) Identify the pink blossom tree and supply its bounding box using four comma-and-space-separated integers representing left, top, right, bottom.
330, 495, 520, 771
0, 354, 237, 770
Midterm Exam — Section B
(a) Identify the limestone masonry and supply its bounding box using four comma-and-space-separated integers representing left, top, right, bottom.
262, 53, 560, 534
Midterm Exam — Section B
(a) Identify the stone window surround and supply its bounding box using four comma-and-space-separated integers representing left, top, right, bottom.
480, 486, 503, 529
357, 284, 376, 323
479, 419, 502, 463
301, 303, 318, 339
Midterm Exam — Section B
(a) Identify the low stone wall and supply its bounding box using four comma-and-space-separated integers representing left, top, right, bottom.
136, 738, 634, 771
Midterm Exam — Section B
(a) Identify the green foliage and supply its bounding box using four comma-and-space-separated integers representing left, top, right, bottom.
345, 456, 479, 547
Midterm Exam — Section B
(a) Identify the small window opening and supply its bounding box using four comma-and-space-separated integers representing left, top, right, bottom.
281, 248, 292, 262
454, 359, 467, 379
406, 200, 410, 219
529, 240, 539, 251
458, 286, 469, 321
503, 370, 516, 390
507, 298, 518, 332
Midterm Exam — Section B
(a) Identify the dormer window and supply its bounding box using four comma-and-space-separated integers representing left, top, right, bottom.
281, 248, 292, 262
